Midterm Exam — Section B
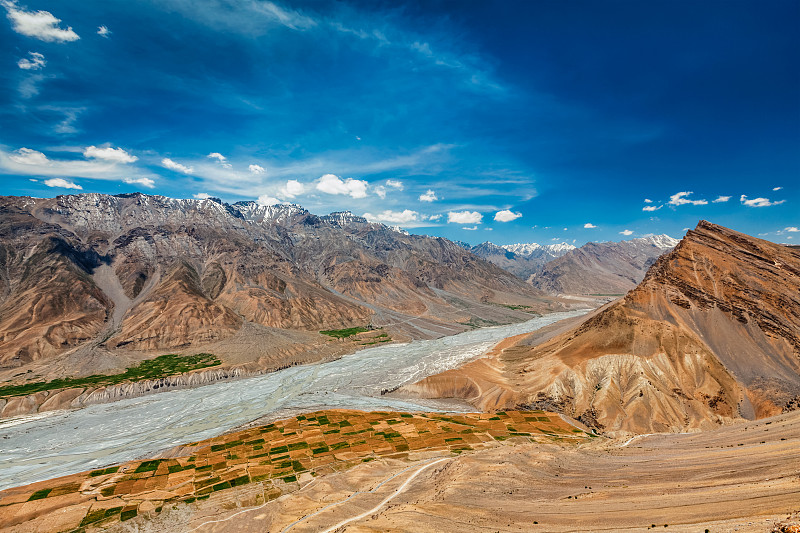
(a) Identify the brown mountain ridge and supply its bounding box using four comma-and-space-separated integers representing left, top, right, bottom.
0, 193, 566, 386
402, 221, 800, 435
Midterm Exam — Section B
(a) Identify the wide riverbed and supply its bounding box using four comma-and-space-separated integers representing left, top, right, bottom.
0, 310, 587, 491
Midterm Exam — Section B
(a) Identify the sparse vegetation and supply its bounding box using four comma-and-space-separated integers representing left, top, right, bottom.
0, 353, 221, 399
11, 409, 587, 531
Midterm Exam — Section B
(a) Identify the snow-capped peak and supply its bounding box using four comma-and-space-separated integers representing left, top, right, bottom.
635, 234, 680, 249
500, 242, 542, 256
500, 242, 576, 257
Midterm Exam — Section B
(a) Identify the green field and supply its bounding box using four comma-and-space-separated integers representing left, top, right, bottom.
0, 353, 221, 399
319, 326, 370, 338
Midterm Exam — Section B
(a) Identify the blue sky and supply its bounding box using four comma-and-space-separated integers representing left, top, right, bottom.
1, 0, 798, 245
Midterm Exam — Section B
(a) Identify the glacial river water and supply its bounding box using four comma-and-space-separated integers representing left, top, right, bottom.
0, 310, 587, 491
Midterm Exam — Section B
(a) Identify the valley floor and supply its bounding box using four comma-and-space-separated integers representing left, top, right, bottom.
101, 409, 800, 532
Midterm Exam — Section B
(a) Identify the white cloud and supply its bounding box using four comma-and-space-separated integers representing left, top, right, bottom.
0, 146, 156, 184
426, 214, 442, 222
494, 209, 521, 222
161, 158, 193, 174
462, 226, 478, 231
122, 177, 155, 188
773, 186, 783, 191
17, 51, 45, 70
4, 2, 79, 42
448, 210, 482, 224
84, 145, 137, 163
194, 192, 212, 199
249, 164, 265, 174
643, 205, 662, 212
485, 227, 493, 231
620, 229, 634, 236
43, 177, 81, 189
97, 25, 110, 37
583, 223, 597, 229
280, 179, 305, 198
9, 147, 48, 166
784, 227, 799, 232
207, 152, 231, 168
257, 194, 281, 206
316, 173, 367, 199
386, 179, 404, 190
669, 191, 708, 206
712, 195, 731, 203
644, 198, 653, 203
740, 195, 786, 208
419, 189, 438, 202
374, 186, 387, 199
363, 209, 419, 224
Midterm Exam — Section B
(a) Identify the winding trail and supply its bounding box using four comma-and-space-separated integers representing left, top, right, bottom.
282, 457, 450, 533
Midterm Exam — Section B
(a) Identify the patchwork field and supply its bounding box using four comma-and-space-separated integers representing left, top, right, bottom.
0, 409, 590, 532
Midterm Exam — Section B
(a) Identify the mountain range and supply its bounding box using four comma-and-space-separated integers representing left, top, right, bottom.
471, 235, 678, 295
0, 193, 565, 385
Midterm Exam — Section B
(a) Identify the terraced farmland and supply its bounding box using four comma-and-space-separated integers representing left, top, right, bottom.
0, 409, 590, 532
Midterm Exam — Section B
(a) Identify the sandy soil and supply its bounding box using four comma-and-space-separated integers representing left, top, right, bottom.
107, 410, 800, 533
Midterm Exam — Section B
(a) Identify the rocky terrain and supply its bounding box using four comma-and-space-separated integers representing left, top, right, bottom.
0, 193, 565, 386
6, 408, 795, 533
470, 241, 575, 279
527, 234, 679, 295
402, 222, 800, 435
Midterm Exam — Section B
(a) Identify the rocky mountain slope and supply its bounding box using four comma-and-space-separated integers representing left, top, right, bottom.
470, 241, 575, 279
402, 221, 800, 435
0, 193, 563, 379
528, 234, 679, 295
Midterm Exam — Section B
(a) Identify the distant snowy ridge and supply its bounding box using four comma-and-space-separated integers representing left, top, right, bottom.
634, 234, 680, 249
500, 242, 576, 257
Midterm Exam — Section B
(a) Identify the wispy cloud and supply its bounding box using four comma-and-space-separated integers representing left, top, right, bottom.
17, 51, 45, 70
0, 146, 154, 183
669, 191, 707, 206
583, 222, 597, 228
123, 177, 155, 188
84, 145, 138, 163
643, 204, 662, 212
97, 25, 111, 37
712, 195, 730, 203
161, 157, 194, 174
740, 194, 785, 207
620, 229, 633, 236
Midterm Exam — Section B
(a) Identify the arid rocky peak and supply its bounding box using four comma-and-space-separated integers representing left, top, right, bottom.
404, 221, 800, 435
